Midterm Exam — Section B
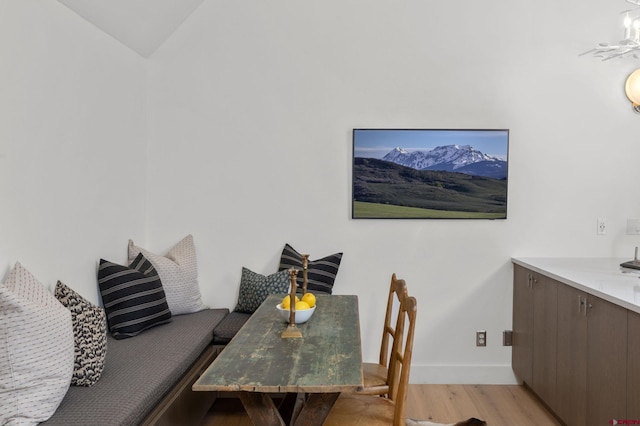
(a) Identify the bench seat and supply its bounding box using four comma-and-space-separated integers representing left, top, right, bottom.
43, 308, 229, 426
212, 311, 251, 344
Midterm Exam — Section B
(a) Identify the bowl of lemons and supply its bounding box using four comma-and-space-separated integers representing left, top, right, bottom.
276, 292, 316, 324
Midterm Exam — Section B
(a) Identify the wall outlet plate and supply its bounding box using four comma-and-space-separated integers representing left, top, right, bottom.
503, 330, 513, 346
476, 330, 486, 347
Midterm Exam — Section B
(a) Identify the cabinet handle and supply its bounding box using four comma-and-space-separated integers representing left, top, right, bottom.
577, 295, 591, 316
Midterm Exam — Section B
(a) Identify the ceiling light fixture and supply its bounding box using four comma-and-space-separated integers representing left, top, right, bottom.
581, 0, 640, 61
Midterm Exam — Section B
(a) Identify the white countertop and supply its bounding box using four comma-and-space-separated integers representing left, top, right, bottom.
512, 257, 640, 314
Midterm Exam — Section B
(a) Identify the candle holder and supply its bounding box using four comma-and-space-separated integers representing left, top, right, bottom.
281, 269, 303, 339
302, 254, 309, 294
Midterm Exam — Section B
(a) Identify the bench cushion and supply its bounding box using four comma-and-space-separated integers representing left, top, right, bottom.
212, 311, 251, 344
43, 308, 228, 426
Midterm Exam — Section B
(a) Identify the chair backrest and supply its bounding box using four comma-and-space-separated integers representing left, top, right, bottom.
386, 295, 417, 426
379, 273, 409, 368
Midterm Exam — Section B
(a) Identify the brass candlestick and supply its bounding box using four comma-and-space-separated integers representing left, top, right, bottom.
281, 269, 302, 339
302, 254, 309, 294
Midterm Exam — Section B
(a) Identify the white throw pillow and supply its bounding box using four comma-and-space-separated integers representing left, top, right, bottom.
128, 234, 207, 315
0, 262, 74, 424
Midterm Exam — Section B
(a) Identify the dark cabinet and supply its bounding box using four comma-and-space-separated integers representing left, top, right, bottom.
629, 310, 640, 418
586, 294, 627, 425
513, 264, 631, 426
512, 266, 557, 410
531, 273, 557, 409
556, 284, 587, 426
512, 264, 533, 385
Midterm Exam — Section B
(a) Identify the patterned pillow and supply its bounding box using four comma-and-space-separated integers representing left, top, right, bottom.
98, 253, 172, 339
55, 281, 107, 387
278, 243, 343, 294
235, 267, 290, 313
0, 262, 74, 424
128, 234, 207, 315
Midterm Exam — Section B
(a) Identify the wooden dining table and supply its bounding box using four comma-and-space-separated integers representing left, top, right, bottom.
193, 294, 363, 426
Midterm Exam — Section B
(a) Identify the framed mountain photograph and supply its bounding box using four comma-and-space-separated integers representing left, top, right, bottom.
352, 129, 509, 219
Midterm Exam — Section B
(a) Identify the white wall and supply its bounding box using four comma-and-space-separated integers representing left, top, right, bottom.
3, 0, 640, 385
146, 0, 640, 383
0, 1, 147, 303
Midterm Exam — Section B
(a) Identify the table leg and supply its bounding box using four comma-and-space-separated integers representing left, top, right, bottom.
277, 392, 305, 425
238, 392, 286, 426
293, 392, 340, 426
238, 391, 340, 426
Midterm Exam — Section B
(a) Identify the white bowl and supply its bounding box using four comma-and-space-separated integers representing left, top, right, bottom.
276, 303, 316, 324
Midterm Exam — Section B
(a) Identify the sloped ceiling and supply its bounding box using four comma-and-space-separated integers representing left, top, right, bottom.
57, 0, 204, 58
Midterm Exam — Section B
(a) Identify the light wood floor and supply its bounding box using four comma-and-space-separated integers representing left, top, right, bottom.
201, 384, 562, 425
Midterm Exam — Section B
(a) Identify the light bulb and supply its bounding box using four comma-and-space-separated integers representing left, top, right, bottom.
625, 69, 640, 113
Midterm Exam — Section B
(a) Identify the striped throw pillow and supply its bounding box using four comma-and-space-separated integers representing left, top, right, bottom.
278, 244, 343, 294
98, 253, 172, 339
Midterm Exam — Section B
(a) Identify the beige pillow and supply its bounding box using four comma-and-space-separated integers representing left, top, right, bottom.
128, 234, 207, 315
0, 262, 74, 423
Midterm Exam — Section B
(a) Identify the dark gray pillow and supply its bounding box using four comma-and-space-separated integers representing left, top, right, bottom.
235, 267, 290, 313
98, 253, 171, 339
278, 243, 343, 295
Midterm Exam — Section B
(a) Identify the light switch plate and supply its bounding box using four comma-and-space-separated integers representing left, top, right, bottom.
627, 219, 640, 235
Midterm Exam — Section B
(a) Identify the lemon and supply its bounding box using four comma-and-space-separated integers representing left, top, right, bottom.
295, 300, 311, 311
301, 292, 316, 308
281, 295, 300, 309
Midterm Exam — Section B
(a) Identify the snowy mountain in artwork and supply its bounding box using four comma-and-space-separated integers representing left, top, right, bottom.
382, 145, 507, 179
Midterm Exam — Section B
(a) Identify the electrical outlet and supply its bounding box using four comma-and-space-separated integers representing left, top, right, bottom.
597, 218, 606, 235
476, 330, 486, 347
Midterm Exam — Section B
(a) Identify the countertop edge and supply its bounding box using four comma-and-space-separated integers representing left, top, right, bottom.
512, 257, 640, 315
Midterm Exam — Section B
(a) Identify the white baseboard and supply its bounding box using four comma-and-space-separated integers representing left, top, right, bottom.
409, 364, 519, 385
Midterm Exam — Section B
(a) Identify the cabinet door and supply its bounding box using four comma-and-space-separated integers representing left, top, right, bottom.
586, 295, 627, 426
627, 310, 640, 418
512, 264, 533, 385
532, 273, 558, 409
556, 284, 587, 426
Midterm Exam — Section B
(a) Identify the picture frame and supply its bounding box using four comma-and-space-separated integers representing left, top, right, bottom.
352, 128, 509, 219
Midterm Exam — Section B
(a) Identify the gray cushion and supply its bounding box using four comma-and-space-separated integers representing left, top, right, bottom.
213, 311, 251, 344
43, 308, 229, 426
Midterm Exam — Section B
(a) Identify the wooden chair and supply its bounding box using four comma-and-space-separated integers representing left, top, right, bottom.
357, 273, 409, 397
324, 295, 417, 426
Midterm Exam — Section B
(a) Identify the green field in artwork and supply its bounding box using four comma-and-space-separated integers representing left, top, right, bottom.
352, 157, 507, 219
353, 201, 506, 219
